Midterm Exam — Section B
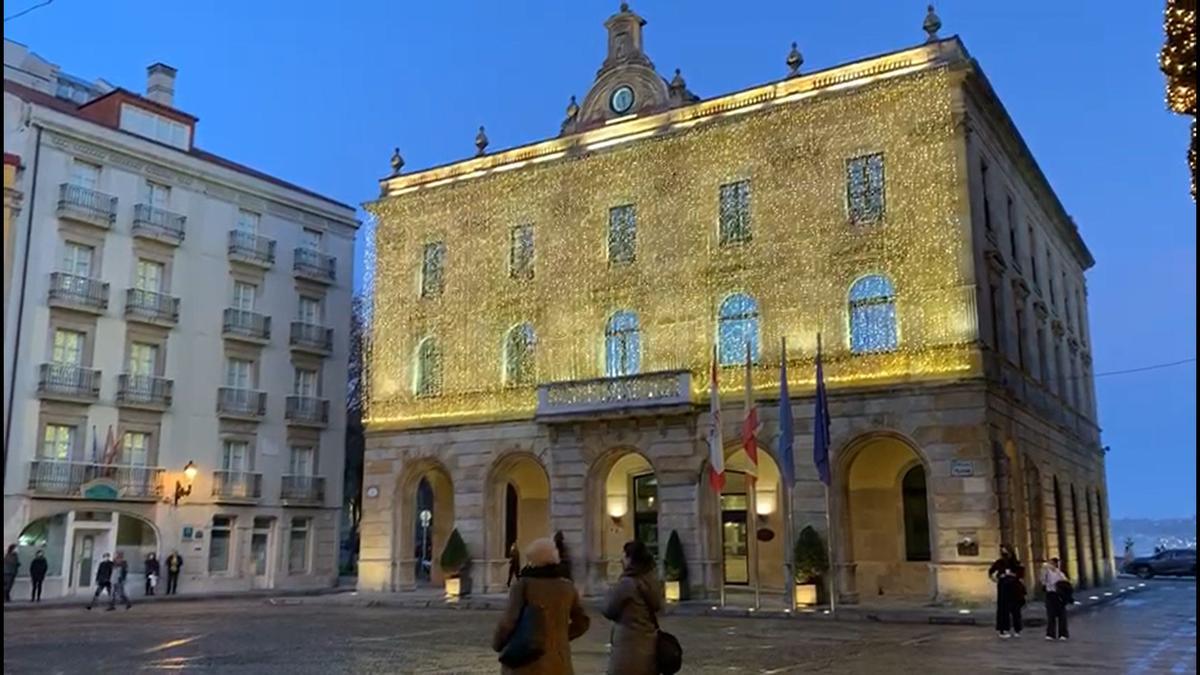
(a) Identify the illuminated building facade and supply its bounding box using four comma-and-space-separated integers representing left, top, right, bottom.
359, 6, 1112, 603
1160, 0, 1196, 198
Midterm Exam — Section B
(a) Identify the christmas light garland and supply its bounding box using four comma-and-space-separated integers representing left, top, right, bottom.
1161, 0, 1197, 198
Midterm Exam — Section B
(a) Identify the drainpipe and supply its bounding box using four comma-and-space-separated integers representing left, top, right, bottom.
4, 124, 42, 485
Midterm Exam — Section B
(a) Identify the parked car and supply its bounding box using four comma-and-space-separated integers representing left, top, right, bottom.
1122, 549, 1197, 578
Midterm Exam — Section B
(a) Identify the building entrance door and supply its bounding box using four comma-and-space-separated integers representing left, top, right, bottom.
69, 530, 102, 595
721, 493, 749, 585
251, 517, 274, 589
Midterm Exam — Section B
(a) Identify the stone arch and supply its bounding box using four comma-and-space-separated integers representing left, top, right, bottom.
394, 457, 455, 589
483, 450, 552, 592
834, 431, 937, 602
1070, 482, 1089, 588
584, 447, 658, 589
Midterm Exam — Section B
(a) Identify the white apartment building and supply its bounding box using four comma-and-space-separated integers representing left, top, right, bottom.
3, 40, 358, 600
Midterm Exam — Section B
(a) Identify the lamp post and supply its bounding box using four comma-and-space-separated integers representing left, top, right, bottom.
419, 509, 432, 581
174, 461, 197, 506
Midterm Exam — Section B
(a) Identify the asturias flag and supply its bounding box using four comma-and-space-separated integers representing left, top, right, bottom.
779, 338, 795, 486
813, 335, 832, 486
708, 347, 726, 493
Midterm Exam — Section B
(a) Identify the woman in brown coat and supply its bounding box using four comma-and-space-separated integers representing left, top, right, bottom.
492, 537, 590, 675
603, 540, 662, 675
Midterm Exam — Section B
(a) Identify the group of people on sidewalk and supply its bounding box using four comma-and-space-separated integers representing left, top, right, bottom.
494, 533, 668, 675
2, 544, 184, 606
989, 544, 1075, 642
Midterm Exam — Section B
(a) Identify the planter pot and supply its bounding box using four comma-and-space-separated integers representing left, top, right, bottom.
664, 580, 681, 603
794, 583, 818, 607
445, 577, 461, 600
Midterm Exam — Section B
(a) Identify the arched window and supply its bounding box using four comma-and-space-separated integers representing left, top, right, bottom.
605, 311, 641, 377
848, 275, 898, 353
503, 323, 536, 386
718, 293, 760, 365
902, 465, 931, 562
414, 337, 442, 397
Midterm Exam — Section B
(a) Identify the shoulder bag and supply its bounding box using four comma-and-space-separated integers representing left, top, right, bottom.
637, 582, 682, 675
498, 580, 546, 668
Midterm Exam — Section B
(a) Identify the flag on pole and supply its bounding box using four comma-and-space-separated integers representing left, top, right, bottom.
813, 334, 832, 486
707, 346, 725, 493
102, 424, 118, 465
90, 425, 99, 463
779, 337, 795, 486
742, 343, 760, 483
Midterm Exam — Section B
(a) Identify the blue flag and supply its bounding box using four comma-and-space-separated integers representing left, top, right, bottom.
778, 338, 795, 486
813, 336, 831, 486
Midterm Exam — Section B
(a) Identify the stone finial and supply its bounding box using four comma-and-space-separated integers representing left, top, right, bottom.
620, 2, 630, 12
390, 147, 404, 175
565, 95, 579, 121
475, 126, 489, 156
923, 5, 942, 42
786, 42, 804, 77
669, 68, 686, 93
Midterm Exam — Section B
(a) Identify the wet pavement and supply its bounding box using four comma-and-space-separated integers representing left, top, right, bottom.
3, 579, 1193, 674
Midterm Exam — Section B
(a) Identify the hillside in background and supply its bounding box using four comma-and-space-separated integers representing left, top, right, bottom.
1111, 517, 1197, 557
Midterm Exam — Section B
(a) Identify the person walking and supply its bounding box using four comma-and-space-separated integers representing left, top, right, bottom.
165, 550, 183, 595
86, 553, 114, 610
144, 553, 161, 596
492, 537, 590, 674
108, 551, 132, 611
3, 544, 19, 603
988, 544, 1026, 638
603, 540, 662, 675
29, 550, 48, 603
506, 543, 521, 588
1041, 557, 1071, 641
553, 531, 572, 581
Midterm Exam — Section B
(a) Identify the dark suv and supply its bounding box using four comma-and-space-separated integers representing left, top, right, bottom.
1122, 548, 1197, 578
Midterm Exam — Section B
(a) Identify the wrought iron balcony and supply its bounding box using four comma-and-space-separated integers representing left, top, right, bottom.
293, 248, 336, 284
227, 230, 276, 268
280, 475, 326, 505
48, 273, 109, 313
27, 460, 163, 500
216, 387, 267, 421
289, 321, 333, 355
536, 369, 692, 419
124, 288, 179, 326
37, 364, 101, 402
132, 204, 186, 245
222, 308, 271, 343
285, 396, 329, 427
211, 470, 263, 502
56, 183, 117, 228
116, 374, 173, 410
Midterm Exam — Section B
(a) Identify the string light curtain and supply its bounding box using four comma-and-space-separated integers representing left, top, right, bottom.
1161, 0, 1197, 198
365, 67, 976, 429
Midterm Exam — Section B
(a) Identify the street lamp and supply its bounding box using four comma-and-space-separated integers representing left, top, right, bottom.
174, 461, 197, 506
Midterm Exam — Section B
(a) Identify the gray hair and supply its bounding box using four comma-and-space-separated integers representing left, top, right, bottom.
525, 537, 560, 567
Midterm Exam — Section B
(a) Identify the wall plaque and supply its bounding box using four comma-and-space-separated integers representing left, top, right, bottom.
950, 460, 975, 477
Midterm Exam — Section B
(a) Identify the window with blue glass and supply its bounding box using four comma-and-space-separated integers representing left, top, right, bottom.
717, 293, 760, 365
848, 275, 898, 353
605, 311, 641, 376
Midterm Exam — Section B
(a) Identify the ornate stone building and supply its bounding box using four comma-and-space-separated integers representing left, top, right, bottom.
360, 6, 1112, 604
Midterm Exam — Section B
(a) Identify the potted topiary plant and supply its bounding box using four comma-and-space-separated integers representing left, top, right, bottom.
663, 530, 688, 602
440, 528, 470, 599
793, 525, 829, 607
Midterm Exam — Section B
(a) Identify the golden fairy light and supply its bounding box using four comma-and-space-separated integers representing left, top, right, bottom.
1160, 0, 1197, 198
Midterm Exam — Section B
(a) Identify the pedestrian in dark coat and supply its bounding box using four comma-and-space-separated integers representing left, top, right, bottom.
506, 543, 521, 588
552, 531, 572, 581
144, 553, 161, 596
988, 544, 1026, 638
86, 553, 114, 610
29, 550, 48, 602
108, 552, 132, 610
165, 550, 183, 595
603, 540, 663, 675
492, 537, 590, 675
3, 544, 19, 602
1041, 558, 1071, 640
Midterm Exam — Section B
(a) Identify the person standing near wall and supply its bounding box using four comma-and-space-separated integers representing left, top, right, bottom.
144, 553, 160, 596
1041, 557, 1071, 641
3, 544, 19, 602
29, 550, 48, 602
988, 545, 1026, 638
165, 550, 183, 595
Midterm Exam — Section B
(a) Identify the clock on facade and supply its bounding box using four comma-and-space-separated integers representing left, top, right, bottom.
610, 85, 635, 114
366, 485, 380, 498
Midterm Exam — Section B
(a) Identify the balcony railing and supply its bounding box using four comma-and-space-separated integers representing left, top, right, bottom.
289, 321, 333, 354
285, 396, 329, 427
280, 475, 326, 505
132, 204, 186, 245
227, 230, 276, 268
211, 470, 263, 502
536, 370, 692, 418
56, 183, 117, 228
116, 374, 173, 409
222, 308, 271, 343
216, 387, 267, 420
38, 364, 101, 401
48, 273, 109, 313
293, 248, 336, 284
125, 288, 179, 326
27, 460, 163, 500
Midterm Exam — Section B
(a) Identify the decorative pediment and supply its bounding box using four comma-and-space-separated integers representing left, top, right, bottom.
1011, 277, 1031, 300
1051, 320, 1065, 338
1033, 300, 1049, 322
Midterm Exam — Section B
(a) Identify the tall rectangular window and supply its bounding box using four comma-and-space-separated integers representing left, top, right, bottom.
69, 159, 100, 190
297, 296, 322, 324
1037, 327, 1050, 384
52, 329, 85, 366
981, 159, 992, 233
222, 441, 249, 472
61, 242, 94, 277
128, 342, 158, 376
225, 358, 253, 389
718, 180, 752, 245
420, 241, 445, 298
135, 259, 165, 292
846, 153, 885, 224
288, 517, 310, 574
1028, 226, 1039, 287
509, 224, 534, 280
237, 209, 260, 234
988, 285, 1002, 351
208, 516, 233, 573
232, 281, 257, 311
1006, 196, 1017, 259
607, 204, 636, 264
144, 181, 171, 209
293, 368, 319, 397
122, 431, 150, 466
41, 424, 75, 460
1047, 252, 1056, 306
301, 228, 323, 251
1014, 306, 1027, 370
289, 446, 315, 476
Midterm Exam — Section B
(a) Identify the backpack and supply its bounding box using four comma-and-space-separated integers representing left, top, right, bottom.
637, 582, 683, 675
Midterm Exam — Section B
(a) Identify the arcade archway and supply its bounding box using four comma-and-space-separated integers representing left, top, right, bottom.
484, 452, 551, 591
395, 460, 455, 588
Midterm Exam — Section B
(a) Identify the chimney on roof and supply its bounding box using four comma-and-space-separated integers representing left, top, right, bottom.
146, 62, 176, 107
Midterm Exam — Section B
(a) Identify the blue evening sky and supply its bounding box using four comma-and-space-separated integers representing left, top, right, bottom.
7, 1, 1195, 518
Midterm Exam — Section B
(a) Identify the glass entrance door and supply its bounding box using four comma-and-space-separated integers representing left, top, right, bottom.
70, 532, 96, 594
721, 493, 749, 585
251, 517, 273, 589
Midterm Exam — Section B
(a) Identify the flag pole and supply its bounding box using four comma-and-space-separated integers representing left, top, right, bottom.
746, 343, 761, 611
713, 344, 726, 610
782, 337, 797, 613
817, 332, 837, 616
